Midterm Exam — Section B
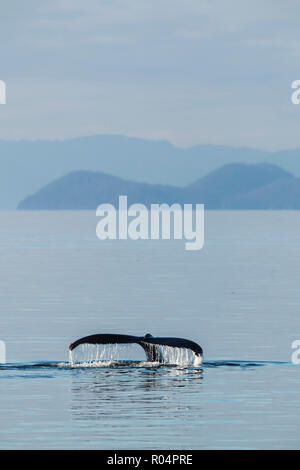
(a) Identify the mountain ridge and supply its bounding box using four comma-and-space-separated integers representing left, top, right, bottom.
18, 162, 295, 210
2, 134, 300, 209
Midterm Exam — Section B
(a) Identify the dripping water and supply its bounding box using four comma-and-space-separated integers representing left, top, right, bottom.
68, 343, 202, 367
157, 345, 202, 366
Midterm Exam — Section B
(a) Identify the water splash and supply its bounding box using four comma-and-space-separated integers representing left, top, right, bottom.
69, 343, 138, 366
0, 359, 289, 372
68, 343, 202, 367
69, 349, 73, 365
157, 345, 201, 366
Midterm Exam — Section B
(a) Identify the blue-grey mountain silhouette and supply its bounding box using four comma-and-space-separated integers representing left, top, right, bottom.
18, 162, 295, 210
3, 134, 300, 208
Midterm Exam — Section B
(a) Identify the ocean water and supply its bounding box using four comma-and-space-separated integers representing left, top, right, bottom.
0, 210, 300, 449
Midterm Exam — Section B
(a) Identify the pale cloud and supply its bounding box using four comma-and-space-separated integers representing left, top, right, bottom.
1, 0, 300, 149
0, 76, 299, 151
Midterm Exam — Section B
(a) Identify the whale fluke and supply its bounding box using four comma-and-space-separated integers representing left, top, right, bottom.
69, 333, 203, 363
69, 334, 137, 351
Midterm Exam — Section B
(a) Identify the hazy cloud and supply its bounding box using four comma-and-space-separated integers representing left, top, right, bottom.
0, 0, 300, 149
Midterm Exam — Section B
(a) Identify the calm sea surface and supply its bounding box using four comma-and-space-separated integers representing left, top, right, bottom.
0, 211, 300, 449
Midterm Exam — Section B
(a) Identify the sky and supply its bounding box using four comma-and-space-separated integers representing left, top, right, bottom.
0, 0, 300, 149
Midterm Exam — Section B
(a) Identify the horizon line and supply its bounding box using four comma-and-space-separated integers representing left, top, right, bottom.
0, 132, 296, 153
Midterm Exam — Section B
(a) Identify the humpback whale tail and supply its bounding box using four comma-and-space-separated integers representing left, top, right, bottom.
69, 333, 203, 364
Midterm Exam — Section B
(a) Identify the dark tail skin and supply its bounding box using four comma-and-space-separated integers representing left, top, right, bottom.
69, 333, 203, 362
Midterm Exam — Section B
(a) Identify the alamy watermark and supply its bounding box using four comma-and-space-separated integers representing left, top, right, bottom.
0, 80, 6, 104
0, 340, 6, 364
96, 196, 204, 251
291, 340, 300, 364
291, 80, 300, 104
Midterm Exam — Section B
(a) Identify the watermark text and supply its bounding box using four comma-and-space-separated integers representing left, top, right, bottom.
0, 340, 6, 364
291, 80, 300, 104
291, 340, 300, 364
96, 196, 204, 251
0, 80, 6, 104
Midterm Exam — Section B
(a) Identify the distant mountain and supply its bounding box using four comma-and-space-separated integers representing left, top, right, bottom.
3, 134, 300, 209
186, 163, 293, 208
0, 135, 266, 209
0, 135, 270, 209
18, 162, 295, 210
228, 178, 300, 209
18, 171, 184, 210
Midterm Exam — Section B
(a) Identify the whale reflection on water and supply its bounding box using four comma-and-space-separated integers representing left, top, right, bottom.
67, 360, 286, 432
69, 365, 204, 422
0, 359, 289, 448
